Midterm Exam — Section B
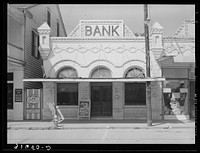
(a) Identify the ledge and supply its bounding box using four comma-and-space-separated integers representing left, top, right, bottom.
23, 77, 166, 82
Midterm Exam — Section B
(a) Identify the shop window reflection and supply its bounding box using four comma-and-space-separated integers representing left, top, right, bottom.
163, 80, 188, 115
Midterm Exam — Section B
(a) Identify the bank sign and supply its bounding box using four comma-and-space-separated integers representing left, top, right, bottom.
80, 20, 123, 38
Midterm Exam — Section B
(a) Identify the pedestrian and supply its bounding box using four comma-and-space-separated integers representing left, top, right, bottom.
56, 106, 64, 123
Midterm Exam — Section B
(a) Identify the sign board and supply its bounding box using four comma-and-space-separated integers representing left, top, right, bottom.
15, 89, 22, 102
80, 20, 123, 38
172, 92, 180, 98
78, 100, 90, 119
163, 88, 171, 93
180, 88, 188, 93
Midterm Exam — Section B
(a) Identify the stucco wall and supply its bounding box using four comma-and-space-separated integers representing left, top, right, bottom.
42, 82, 55, 120
47, 41, 146, 78
113, 82, 124, 119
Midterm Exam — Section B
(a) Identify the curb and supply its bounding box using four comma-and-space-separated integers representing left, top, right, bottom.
7, 125, 195, 130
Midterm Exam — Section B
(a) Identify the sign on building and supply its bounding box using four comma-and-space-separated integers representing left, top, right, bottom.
80, 20, 123, 38
15, 89, 22, 102
78, 100, 90, 119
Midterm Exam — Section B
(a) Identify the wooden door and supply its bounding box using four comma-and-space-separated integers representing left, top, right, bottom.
25, 89, 41, 120
91, 83, 112, 117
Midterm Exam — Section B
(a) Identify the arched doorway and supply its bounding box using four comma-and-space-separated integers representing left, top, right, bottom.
90, 67, 112, 117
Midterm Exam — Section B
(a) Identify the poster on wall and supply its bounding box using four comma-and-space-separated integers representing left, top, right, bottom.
15, 89, 22, 102
78, 100, 90, 119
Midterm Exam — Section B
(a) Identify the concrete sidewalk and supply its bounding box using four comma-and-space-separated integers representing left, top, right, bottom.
7, 119, 195, 130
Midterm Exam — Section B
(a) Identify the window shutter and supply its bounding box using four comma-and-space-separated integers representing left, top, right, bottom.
37, 35, 40, 58
32, 30, 35, 56
47, 10, 51, 27
57, 21, 59, 37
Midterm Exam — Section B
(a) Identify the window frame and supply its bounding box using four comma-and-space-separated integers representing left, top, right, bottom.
7, 72, 14, 109
125, 83, 146, 106
47, 10, 51, 27
7, 83, 14, 109
32, 30, 40, 59
57, 83, 78, 106
57, 20, 60, 37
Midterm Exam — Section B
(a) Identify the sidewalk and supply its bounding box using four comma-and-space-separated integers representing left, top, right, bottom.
7, 119, 195, 130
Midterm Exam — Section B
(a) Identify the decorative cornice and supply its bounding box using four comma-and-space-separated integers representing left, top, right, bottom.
51, 37, 146, 42
163, 37, 195, 42
163, 43, 195, 55
80, 20, 123, 24
51, 59, 146, 71
52, 44, 146, 54
174, 19, 195, 37
151, 29, 163, 34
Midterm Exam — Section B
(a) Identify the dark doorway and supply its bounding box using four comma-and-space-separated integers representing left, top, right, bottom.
91, 82, 112, 117
190, 81, 195, 118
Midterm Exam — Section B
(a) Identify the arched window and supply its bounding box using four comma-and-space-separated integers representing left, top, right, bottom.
57, 67, 78, 78
91, 67, 112, 78
125, 67, 146, 106
125, 67, 145, 78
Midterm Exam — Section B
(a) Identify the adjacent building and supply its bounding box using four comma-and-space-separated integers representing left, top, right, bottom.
7, 4, 67, 120
157, 19, 195, 119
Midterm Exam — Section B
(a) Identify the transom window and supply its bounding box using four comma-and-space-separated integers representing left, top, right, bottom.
57, 67, 78, 78
57, 83, 78, 105
125, 67, 145, 78
91, 67, 112, 78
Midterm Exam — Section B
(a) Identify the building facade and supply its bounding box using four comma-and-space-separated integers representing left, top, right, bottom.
157, 19, 195, 120
23, 19, 195, 121
7, 4, 67, 120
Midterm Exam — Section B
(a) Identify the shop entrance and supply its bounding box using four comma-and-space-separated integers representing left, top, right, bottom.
91, 82, 112, 117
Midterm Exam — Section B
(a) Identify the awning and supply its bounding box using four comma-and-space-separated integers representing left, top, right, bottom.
173, 54, 195, 63
23, 77, 165, 82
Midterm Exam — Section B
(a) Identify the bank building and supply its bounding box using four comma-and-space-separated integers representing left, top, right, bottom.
21, 19, 195, 121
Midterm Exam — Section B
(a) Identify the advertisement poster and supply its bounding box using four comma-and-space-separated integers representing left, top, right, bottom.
79, 101, 90, 119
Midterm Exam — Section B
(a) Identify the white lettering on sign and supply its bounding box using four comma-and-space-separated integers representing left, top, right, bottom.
180, 88, 188, 93
163, 88, 171, 93
80, 20, 123, 38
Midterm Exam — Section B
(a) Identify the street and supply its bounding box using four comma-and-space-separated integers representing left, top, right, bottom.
7, 127, 195, 144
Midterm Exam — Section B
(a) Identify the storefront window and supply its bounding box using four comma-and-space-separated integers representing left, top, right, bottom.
57, 83, 78, 105
125, 83, 146, 105
163, 80, 188, 115
7, 83, 13, 109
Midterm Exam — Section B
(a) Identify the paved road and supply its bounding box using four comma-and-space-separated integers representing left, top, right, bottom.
8, 127, 195, 144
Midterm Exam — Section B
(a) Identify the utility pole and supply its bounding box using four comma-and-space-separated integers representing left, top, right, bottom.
144, 4, 152, 126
